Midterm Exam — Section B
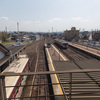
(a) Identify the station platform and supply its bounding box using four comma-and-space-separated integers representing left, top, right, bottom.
68, 42, 100, 59
45, 44, 68, 100
48, 44, 68, 61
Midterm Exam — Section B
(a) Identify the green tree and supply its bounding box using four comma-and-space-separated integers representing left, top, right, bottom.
0, 32, 8, 42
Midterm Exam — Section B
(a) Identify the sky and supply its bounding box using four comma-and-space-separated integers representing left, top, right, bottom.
0, 0, 100, 32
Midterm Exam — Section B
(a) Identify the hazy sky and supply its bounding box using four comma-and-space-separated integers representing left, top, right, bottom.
0, 0, 100, 32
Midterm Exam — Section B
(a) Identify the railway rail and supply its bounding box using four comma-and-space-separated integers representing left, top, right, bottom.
30, 40, 50, 100
22, 38, 50, 100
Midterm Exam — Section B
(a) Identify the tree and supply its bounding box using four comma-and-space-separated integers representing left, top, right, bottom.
0, 32, 9, 42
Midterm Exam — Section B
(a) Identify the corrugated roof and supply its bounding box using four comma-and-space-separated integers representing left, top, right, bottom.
0, 43, 9, 54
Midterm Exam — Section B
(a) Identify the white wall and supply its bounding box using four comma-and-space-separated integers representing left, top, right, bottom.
0, 51, 5, 59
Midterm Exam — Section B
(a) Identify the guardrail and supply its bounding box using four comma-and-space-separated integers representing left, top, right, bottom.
0, 69, 100, 100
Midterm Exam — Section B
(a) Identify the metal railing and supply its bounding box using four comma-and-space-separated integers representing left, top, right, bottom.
0, 69, 100, 100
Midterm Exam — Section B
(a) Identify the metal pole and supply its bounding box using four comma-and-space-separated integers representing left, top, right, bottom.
0, 76, 7, 100
69, 73, 72, 100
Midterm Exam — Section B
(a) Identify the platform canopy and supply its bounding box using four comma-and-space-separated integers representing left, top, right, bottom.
0, 43, 9, 54
0, 43, 10, 60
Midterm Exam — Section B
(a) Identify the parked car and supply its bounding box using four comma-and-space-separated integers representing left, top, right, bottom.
12, 43, 22, 46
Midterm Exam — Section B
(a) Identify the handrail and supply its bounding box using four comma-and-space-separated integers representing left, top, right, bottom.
0, 68, 100, 100
1, 68, 100, 76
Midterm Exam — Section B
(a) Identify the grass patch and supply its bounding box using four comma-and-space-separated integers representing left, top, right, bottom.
2, 40, 15, 44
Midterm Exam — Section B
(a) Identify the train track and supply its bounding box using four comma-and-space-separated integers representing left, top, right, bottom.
31, 40, 50, 100
22, 38, 50, 100
53, 43, 100, 100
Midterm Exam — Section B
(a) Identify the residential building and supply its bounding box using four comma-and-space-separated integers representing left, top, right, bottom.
64, 27, 79, 41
